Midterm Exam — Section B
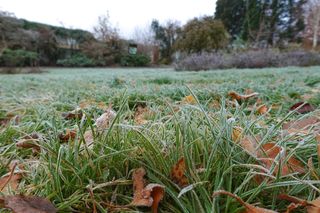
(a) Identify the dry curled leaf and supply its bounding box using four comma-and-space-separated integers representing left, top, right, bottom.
0, 195, 57, 213
289, 102, 315, 114
95, 108, 117, 131
181, 95, 197, 105
170, 158, 189, 187
130, 168, 165, 213
58, 129, 77, 143
228, 91, 259, 102
212, 190, 277, 213
278, 194, 320, 213
16, 133, 43, 152
62, 107, 83, 120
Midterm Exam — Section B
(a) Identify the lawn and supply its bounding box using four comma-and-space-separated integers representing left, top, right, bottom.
1, 67, 320, 212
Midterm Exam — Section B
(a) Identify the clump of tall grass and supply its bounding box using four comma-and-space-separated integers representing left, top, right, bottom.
1, 92, 318, 212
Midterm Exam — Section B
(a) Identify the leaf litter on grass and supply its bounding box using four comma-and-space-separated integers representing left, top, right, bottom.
1, 67, 320, 212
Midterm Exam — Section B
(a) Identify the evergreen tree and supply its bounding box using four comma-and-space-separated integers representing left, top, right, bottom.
215, 0, 246, 38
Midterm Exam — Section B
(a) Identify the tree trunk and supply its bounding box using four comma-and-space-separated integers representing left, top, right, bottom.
313, 11, 320, 49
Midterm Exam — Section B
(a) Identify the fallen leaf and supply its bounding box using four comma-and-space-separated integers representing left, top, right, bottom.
232, 127, 243, 142
181, 95, 197, 105
257, 105, 268, 115
228, 91, 259, 102
95, 108, 117, 131
283, 116, 320, 134
58, 129, 77, 143
170, 158, 189, 187
62, 107, 83, 120
212, 190, 277, 212
0, 163, 22, 194
0, 114, 20, 127
83, 130, 94, 146
238, 135, 260, 157
16, 133, 43, 152
289, 102, 315, 114
130, 168, 165, 213
258, 143, 305, 176
0, 195, 57, 213
279, 194, 320, 213
134, 105, 151, 125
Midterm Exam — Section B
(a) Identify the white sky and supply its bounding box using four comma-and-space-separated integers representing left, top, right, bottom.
1, 0, 216, 38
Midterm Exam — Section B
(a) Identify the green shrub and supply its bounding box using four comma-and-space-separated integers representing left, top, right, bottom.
56, 54, 95, 67
120, 54, 150, 67
0, 48, 38, 67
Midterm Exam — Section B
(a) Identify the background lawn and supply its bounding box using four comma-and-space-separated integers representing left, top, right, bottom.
1, 67, 320, 212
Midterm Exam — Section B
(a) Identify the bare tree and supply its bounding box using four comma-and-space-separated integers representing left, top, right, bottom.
131, 24, 155, 45
93, 12, 119, 43
304, 0, 320, 49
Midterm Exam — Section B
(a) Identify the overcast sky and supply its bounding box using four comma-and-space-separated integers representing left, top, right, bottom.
1, 0, 216, 38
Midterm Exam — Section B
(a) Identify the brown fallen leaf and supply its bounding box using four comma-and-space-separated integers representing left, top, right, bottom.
170, 157, 189, 187
278, 194, 320, 213
134, 105, 151, 125
232, 127, 243, 143
0, 163, 22, 194
257, 105, 268, 115
62, 107, 83, 120
258, 143, 305, 176
95, 108, 117, 131
181, 95, 197, 105
0, 195, 57, 213
212, 190, 277, 212
130, 168, 165, 213
58, 129, 77, 143
283, 116, 320, 134
289, 102, 315, 114
0, 114, 20, 127
228, 91, 259, 102
16, 133, 43, 152
238, 135, 260, 157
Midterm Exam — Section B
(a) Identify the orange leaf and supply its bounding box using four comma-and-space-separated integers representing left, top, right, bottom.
257, 105, 268, 115
212, 190, 277, 212
228, 91, 259, 102
258, 143, 305, 176
58, 129, 77, 143
130, 168, 165, 213
0, 195, 57, 213
170, 158, 189, 187
181, 95, 197, 104
232, 127, 243, 142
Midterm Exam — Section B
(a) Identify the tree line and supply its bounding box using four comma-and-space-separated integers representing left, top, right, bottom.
1, 0, 320, 68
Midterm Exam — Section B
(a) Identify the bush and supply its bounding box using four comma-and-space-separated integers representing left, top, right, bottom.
120, 54, 150, 67
175, 16, 229, 53
0, 48, 38, 67
174, 50, 320, 71
56, 54, 95, 67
